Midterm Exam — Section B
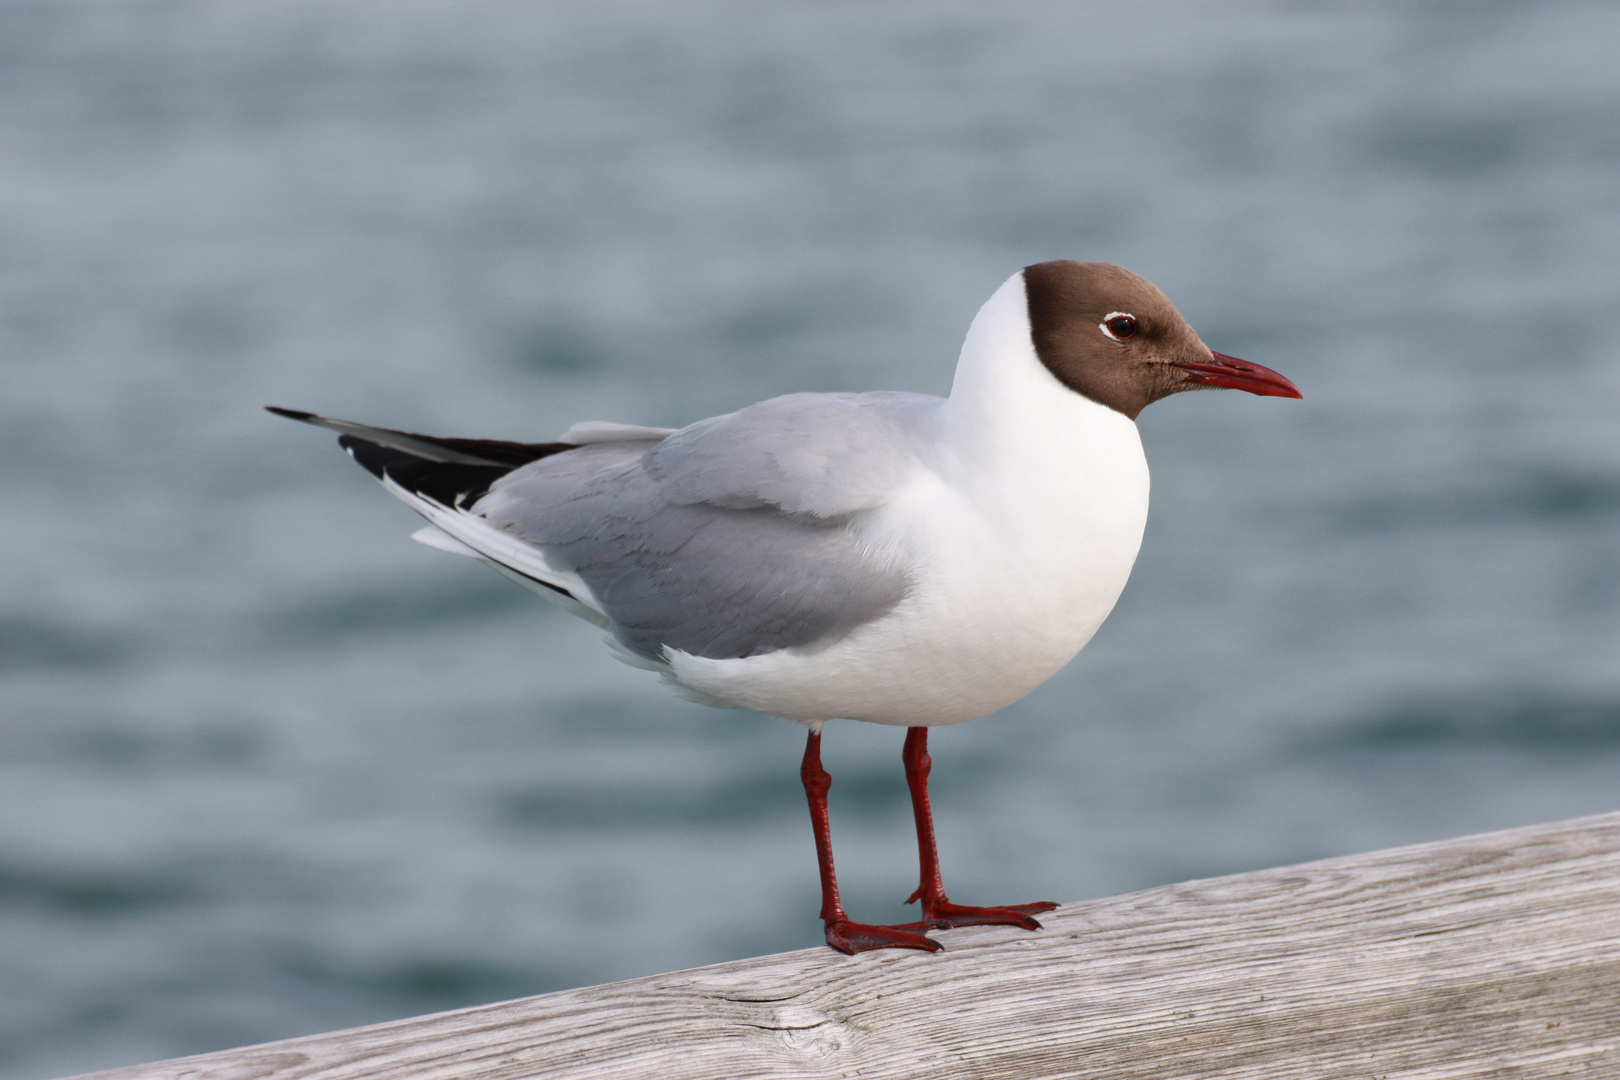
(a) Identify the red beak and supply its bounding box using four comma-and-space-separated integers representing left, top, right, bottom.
1170, 352, 1302, 399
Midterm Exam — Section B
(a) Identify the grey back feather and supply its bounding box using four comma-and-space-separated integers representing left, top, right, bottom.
476, 393, 936, 661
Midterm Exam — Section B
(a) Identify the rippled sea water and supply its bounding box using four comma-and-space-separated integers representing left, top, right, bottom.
4, 3, 1618, 1076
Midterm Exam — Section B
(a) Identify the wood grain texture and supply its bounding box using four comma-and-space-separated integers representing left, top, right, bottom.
71, 812, 1620, 1080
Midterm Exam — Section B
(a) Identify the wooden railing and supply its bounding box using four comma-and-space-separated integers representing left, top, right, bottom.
72, 811, 1620, 1079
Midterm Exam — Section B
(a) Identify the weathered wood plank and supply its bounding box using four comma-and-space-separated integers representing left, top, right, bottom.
71, 812, 1620, 1080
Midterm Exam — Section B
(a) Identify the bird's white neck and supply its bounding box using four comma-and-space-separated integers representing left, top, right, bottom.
941, 271, 1144, 483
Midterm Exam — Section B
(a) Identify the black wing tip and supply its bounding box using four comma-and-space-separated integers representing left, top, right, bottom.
337, 434, 509, 507
266, 406, 317, 422
336, 434, 390, 480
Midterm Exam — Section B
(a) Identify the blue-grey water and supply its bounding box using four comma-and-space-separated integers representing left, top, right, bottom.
4, 3, 1618, 1077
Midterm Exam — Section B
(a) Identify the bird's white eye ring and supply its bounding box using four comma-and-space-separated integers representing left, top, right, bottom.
1099, 312, 1138, 342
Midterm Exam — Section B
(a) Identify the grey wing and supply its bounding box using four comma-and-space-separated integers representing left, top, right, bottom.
477, 441, 909, 662
644, 391, 939, 517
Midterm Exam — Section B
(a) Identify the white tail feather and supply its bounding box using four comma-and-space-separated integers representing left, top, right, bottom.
410, 526, 481, 557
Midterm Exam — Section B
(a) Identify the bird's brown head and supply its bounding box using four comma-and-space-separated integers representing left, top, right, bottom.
1022, 260, 1301, 419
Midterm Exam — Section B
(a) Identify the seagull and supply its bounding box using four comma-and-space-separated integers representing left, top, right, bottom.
269, 261, 1301, 954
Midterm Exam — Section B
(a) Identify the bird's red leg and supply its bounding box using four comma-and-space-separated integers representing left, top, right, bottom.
898, 726, 1057, 930
801, 727, 939, 954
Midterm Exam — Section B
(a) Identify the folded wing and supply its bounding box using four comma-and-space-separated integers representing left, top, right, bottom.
273, 396, 927, 663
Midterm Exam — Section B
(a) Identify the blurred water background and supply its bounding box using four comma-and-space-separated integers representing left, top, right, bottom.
4, 2, 1619, 1076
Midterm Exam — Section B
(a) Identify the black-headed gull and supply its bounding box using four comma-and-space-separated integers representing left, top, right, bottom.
270, 261, 1301, 954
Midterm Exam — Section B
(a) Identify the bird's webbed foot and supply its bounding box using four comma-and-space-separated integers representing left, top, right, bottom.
909, 896, 1058, 931
823, 917, 943, 954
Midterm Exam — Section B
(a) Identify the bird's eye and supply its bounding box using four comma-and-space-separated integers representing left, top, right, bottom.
1101, 313, 1138, 341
